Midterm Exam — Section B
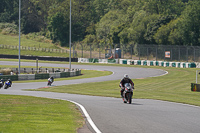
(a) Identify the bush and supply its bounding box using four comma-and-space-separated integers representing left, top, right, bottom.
0, 68, 12, 75
0, 23, 18, 35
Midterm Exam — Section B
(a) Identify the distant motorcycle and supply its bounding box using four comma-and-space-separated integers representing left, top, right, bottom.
0, 81, 4, 89
122, 83, 134, 104
47, 78, 53, 86
4, 81, 11, 89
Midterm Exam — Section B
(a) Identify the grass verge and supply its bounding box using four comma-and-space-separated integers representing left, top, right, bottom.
0, 95, 84, 133
30, 66, 200, 106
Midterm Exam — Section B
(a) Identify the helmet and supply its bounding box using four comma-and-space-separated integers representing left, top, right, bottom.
124, 74, 129, 78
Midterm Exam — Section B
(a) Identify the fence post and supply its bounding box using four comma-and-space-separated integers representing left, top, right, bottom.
193, 47, 195, 62
73, 44, 75, 58
156, 46, 158, 61
187, 47, 188, 62
99, 44, 101, 59
171, 47, 172, 61
164, 48, 165, 61
90, 44, 92, 58
179, 46, 180, 62
81, 43, 83, 58
139, 47, 140, 60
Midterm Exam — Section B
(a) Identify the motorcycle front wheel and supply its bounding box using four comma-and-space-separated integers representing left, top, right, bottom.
128, 93, 132, 104
4, 85, 8, 89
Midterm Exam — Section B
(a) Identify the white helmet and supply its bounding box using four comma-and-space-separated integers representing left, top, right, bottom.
124, 74, 129, 78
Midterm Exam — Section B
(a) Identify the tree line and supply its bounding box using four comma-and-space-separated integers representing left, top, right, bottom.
0, 0, 200, 47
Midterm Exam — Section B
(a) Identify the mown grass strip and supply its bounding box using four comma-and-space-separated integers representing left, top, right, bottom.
0, 95, 84, 133
33, 66, 200, 106
0, 33, 56, 48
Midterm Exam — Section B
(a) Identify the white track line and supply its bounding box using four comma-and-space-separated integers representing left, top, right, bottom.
59, 99, 101, 133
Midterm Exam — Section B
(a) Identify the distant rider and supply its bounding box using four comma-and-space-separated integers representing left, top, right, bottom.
48, 76, 54, 83
0, 79, 4, 88
119, 74, 134, 98
6, 79, 12, 87
0, 79, 4, 85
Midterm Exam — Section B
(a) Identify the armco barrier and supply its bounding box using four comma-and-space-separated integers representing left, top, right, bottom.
60, 72, 70, 78
18, 74, 35, 80
0, 75, 18, 81
0, 70, 81, 81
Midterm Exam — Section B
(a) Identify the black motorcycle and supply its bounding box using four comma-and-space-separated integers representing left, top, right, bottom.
122, 83, 134, 104
47, 78, 53, 86
0, 81, 3, 89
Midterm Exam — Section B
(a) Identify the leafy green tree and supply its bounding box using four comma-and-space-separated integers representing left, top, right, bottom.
178, 0, 200, 45
0, 0, 19, 23
143, 0, 185, 16
144, 15, 175, 44
48, 12, 69, 46
95, 9, 126, 44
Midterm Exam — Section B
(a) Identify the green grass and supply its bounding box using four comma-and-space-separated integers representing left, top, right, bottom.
0, 48, 70, 57
0, 33, 71, 57
0, 95, 84, 133
31, 66, 200, 106
0, 33, 56, 48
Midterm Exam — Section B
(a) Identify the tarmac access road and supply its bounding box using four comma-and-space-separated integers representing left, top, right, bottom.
0, 61, 200, 133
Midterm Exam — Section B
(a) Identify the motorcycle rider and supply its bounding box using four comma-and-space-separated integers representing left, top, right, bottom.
119, 74, 134, 98
48, 76, 54, 83
0, 79, 4, 88
6, 79, 12, 87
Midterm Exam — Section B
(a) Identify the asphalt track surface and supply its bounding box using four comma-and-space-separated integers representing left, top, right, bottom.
0, 61, 200, 133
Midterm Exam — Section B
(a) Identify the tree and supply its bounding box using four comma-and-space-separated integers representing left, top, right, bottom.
179, 0, 200, 45
48, 12, 69, 46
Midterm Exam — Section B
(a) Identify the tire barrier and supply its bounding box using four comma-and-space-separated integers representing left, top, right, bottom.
78, 58, 197, 68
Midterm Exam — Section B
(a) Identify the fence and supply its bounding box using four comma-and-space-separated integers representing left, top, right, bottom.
0, 44, 68, 54
1, 43, 200, 62
73, 43, 200, 62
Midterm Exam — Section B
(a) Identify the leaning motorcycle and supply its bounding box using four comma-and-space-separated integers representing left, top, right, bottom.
47, 78, 53, 86
4, 81, 11, 89
0, 81, 3, 89
123, 83, 134, 104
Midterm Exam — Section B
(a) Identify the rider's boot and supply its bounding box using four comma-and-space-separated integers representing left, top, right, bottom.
120, 89, 124, 98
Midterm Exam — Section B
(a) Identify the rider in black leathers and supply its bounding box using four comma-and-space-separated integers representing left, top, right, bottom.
0, 79, 4, 88
119, 74, 134, 98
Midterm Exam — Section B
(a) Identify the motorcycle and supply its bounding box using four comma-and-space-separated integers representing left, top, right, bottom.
4, 81, 11, 89
0, 81, 3, 89
122, 83, 134, 104
47, 78, 53, 86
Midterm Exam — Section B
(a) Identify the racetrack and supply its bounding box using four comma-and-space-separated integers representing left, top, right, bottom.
0, 61, 200, 133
